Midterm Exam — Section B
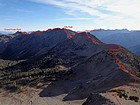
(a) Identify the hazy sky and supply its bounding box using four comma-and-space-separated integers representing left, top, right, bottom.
0, 0, 140, 31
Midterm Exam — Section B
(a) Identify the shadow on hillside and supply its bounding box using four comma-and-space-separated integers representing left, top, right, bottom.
39, 74, 131, 101
39, 80, 77, 97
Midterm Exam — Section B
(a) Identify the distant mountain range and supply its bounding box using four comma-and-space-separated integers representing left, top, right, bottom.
0, 31, 15, 35
90, 29, 130, 39
0, 34, 17, 54
90, 29, 140, 56
129, 44, 140, 55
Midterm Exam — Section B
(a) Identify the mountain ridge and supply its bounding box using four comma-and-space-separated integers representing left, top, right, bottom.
90, 30, 140, 56
0, 28, 140, 105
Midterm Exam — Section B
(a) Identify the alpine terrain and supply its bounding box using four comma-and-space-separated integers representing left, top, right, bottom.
0, 28, 140, 105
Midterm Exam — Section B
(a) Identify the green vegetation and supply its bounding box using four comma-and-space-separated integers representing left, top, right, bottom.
109, 89, 117, 92
0, 63, 73, 91
4, 83, 21, 92
110, 89, 139, 102
129, 96, 139, 102
117, 89, 128, 100
136, 72, 140, 78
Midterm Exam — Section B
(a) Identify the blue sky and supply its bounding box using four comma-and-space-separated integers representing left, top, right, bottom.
0, 0, 140, 31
